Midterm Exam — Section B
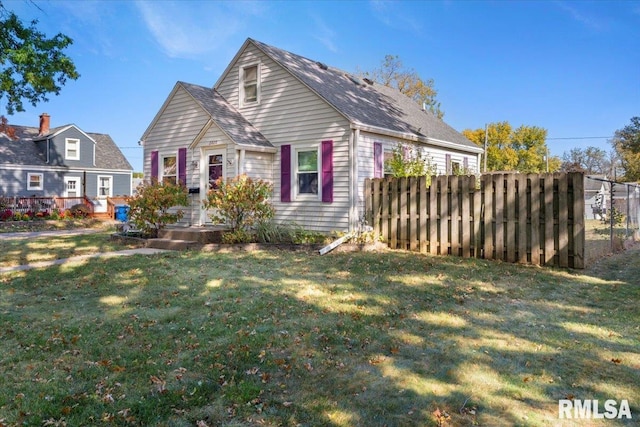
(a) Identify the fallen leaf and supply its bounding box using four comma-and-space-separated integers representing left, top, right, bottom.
611, 358, 622, 364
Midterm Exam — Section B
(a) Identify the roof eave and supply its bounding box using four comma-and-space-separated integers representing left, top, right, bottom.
351, 122, 484, 154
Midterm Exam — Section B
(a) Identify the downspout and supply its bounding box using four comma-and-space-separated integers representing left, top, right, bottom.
349, 128, 360, 232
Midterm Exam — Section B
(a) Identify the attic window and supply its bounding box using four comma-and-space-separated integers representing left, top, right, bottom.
241, 64, 260, 105
65, 138, 80, 160
316, 61, 328, 70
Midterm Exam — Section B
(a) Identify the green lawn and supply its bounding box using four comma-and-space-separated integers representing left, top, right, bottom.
0, 231, 141, 268
0, 235, 638, 426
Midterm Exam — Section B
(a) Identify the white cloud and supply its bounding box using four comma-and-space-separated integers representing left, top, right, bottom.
369, 0, 423, 35
554, 1, 604, 31
135, 1, 264, 59
311, 15, 339, 53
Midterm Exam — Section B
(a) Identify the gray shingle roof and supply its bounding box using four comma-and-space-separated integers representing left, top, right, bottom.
0, 124, 132, 170
0, 126, 47, 165
89, 132, 133, 170
250, 39, 481, 152
178, 81, 274, 150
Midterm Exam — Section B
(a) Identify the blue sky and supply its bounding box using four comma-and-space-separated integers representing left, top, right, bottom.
4, 0, 639, 172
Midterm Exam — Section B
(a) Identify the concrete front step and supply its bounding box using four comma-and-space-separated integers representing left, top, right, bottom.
158, 227, 225, 244
147, 238, 200, 251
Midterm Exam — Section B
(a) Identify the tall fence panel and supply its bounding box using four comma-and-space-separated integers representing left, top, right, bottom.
365, 172, 585, 268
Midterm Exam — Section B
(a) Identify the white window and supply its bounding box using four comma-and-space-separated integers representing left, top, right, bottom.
452, 161, 461, 175
27, 173, 43, 191
98, 176, 112, 197
296, 148, 319, 197
383, 150, 394, 177
65, 138, 80, 160
241, 64, 260, 105
162, 155, 177, 185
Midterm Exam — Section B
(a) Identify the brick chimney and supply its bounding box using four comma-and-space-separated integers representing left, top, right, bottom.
38, 113, 50, 136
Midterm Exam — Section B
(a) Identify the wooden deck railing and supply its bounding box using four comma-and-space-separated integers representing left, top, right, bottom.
0, 196, 95, 216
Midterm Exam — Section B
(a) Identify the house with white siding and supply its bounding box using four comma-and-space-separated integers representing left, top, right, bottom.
140, 38, 483, 232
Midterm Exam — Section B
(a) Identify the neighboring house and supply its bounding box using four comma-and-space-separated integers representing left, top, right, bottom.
0, 113, 133, 213
585, 175, 610, 220
140, 38, 484, 232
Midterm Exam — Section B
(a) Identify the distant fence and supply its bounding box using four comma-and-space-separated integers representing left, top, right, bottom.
365, 172, 585, 268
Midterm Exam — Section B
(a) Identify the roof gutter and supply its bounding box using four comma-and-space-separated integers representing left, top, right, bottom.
350, 122, 484, 154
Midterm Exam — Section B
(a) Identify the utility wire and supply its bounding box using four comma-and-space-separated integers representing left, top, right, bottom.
547, 136, 613, 140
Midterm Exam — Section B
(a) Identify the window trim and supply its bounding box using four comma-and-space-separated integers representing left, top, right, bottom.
294, 145, 320, 200
65, 138, 80, 160
97, 175, 113, 198
383, 149, 394, 178
240, 63, 261, 106
27, 173, 43, 191
161, 154, 178, 185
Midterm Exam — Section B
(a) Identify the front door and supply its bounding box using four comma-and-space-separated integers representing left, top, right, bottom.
64, 177, 80, 198
200, 148, 225, 224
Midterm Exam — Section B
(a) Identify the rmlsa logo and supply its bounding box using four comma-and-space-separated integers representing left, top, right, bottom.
559, 399, 632, 419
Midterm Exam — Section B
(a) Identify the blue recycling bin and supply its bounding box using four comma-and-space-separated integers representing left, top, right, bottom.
115, 205, 130, 222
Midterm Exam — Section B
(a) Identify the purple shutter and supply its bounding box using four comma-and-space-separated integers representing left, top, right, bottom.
280, 145, 291, 202
463, 157, 468, 173
402, 145, 409, 160
374, 142, 383, 178
178, 148, 187, 186
151, 150, 159, 182
321, 140, 333, 203
445, 154, 452, 174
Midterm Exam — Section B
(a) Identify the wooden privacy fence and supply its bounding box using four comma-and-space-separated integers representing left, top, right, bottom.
364, 172, 585, 268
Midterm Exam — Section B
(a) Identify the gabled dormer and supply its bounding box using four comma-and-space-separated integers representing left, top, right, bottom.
33, 114, 97, 167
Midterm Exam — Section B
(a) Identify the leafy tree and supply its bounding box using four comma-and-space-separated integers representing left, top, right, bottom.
385, 143, 437, 179
359, 55, 444, 119
612, 116, 640, 181
463, 121, 560, 173
203, 174, 274, 237
0, 2, 79, 114
126, 181, 189, 238
560, 146, 614, 175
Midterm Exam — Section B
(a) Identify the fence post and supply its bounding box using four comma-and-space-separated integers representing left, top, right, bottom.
529, 174, 541, 265
419, 176, 428, 253
450, 175, 460, 256
517, 174, 528, 264
557, 173, 569, 267
409, 177, 418, 251
494, 174, 505, 261
543, 174, 555, 266
429, 176, 438, 255
571, 172, 585, 268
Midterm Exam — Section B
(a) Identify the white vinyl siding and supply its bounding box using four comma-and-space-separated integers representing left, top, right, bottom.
356, 132, 481, 223
143, 87, 212, 225
217, 43, 351, 232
